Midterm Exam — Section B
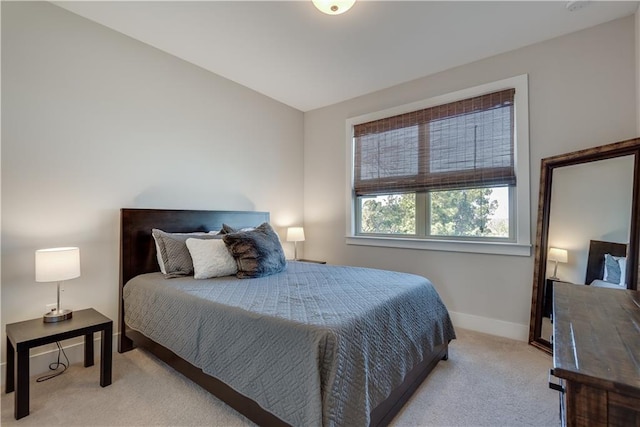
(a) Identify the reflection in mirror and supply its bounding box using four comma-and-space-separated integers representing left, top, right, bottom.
529, 138, 640, 353
548, 155, 633, 284
539, 156, 634, 343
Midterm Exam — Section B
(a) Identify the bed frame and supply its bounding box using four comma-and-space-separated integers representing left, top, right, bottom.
585, 239, 628, 286
119, 208, 448, 427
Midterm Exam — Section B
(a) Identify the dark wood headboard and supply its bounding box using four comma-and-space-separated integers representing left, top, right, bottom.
585, 239, 627, 285
118, 208, 269, 351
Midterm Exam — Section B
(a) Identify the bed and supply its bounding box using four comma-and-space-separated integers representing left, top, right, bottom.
118, 208, 455, 426
586, 239, 628, 289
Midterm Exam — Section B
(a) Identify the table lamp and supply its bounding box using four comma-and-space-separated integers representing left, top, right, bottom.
286, 227, 305, 261
36, 247, 80, 323
548, 247, 568, 280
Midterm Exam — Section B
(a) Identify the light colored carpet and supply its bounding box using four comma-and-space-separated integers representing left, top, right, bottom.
1, 329, 559, 426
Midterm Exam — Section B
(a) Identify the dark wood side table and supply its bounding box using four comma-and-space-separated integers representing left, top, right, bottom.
5, 308, 113, 419
543, 278, 555, 319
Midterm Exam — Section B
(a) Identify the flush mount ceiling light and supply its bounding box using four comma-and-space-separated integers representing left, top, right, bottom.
566, 0, 591, 12
312, 0, 356, 15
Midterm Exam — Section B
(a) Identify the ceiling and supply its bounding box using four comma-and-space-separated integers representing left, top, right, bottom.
53, 1, 639, 112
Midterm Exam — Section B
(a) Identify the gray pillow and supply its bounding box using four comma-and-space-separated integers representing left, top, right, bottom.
222, 223, 286, 279
152, 229, 221, 278
604, 253, 621, 284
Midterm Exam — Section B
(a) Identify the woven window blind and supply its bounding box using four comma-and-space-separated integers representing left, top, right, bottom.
354, 88, 515, 196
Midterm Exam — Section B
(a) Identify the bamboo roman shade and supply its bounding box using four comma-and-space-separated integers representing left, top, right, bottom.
354, 89, 515, 196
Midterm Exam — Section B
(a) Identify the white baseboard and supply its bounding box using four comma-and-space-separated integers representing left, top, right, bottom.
0, 333, 119, 389
449, 311, 529, 341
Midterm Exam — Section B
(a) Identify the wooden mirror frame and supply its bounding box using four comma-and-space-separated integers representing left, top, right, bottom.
529, 137, 640, 353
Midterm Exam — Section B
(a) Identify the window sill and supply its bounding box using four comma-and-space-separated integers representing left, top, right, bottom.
345, 235, 531, 257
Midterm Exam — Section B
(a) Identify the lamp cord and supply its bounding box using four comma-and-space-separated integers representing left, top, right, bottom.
36, 341, 69, 382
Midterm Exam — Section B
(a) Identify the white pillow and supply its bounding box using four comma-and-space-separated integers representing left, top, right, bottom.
185, 238, 237, 279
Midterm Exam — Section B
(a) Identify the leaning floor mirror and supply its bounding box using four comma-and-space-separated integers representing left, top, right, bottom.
529, 137, 640, 353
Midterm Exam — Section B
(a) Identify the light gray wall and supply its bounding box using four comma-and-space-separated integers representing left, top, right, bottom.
1, 1, 304, 364
303, 15, 637, 338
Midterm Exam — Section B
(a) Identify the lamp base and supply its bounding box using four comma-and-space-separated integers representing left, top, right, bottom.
43, 309, 73, 323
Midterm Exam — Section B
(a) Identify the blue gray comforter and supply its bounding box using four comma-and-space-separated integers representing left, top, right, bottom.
124, 261, 455, 426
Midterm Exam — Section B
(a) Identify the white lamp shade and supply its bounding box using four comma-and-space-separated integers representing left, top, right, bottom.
286, 227, 305, 242
312, 0, 355, 15
36, 247, 81, 282
548, 247, 568, 264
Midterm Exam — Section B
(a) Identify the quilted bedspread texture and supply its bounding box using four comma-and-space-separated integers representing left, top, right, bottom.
124, 261, 455, 426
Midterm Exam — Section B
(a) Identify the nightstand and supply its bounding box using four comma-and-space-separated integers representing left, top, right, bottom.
543, 278, 555, 319
296, 259, 326, 264
543, 279, 573, 320
5, 308, 113, 419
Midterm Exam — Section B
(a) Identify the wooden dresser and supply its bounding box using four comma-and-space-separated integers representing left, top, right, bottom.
551, 283, 640, 426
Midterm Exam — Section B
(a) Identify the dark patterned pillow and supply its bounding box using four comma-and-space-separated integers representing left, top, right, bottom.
152, 229, 221, 278
219, 224, 255, 235
222, 222, 286, 279
219, 224, 237, 235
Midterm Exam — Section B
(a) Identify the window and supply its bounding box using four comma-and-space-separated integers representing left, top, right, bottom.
347, 76, 530, 256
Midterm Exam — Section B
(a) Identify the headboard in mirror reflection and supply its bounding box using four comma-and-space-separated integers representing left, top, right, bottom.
529, 137, 640, 354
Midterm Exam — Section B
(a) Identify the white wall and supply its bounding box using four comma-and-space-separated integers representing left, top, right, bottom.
1, 1, 304, 369
547, 155, 634, 284
303, 16, 637, 340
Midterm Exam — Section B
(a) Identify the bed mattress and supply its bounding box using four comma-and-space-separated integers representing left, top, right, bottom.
123, 261, 455, 426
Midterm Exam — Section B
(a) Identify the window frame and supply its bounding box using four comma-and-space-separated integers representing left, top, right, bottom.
345, 75, 531, 257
